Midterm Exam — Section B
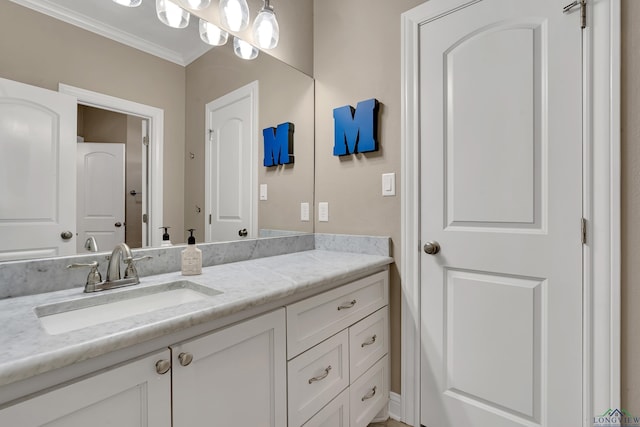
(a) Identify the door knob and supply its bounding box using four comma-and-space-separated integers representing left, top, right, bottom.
238, 228, 248, 237
115, 222, 122, 228
423, 241, 441, 255
60, 231, 73, 240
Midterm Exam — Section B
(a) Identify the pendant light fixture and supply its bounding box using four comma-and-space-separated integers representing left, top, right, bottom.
199, 19, 228, 46
186, 0, 211, 10
112, 0, 142, 6
219, 0, 250, 32
233, 37, 258, 60
252, 0, 279, 49
156, 0, 190, 29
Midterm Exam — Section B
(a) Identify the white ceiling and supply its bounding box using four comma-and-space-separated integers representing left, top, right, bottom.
9, 0, 214, 66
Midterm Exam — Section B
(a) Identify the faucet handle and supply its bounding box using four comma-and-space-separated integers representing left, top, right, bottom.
67, 261, 102, 292
123, 255, 152, 280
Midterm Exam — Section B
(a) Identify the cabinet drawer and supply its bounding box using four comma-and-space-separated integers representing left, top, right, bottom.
287, 271, 388, 358
349, 307, 388, 382
288, 330, 349, 427
301, 388, 349, 427
350, 354, 389, 427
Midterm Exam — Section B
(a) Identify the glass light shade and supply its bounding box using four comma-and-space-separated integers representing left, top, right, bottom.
219, 0, 250, 32
112, 0, 142, 6
186, 0, 211, 10
156, 0, 190, 29
199, 19, 228, 46
233, 37, 258, 60
252, 8, 279, 49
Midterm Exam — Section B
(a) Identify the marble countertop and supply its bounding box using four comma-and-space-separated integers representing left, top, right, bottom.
0, 249, 392, 388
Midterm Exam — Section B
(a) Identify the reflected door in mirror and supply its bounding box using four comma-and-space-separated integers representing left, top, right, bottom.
0, 77, 76, 261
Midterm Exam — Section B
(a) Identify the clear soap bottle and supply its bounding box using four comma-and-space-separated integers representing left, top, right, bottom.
181, 229, 202, 276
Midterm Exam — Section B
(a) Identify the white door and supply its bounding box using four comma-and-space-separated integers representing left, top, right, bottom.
418, 1, 582, 426
0, 77, 76, 261
0, 349, 171, 426
205, 82, 257, 242
76, 142, 125, 253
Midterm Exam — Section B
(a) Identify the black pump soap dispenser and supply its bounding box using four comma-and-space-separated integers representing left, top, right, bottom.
160, 226, 172, 247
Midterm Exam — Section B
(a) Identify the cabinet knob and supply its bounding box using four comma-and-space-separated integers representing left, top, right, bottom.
178, 352, 193, 366
155, 359, 171, 375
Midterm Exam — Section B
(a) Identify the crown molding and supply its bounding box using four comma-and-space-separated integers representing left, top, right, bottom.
8, 0, 210, 66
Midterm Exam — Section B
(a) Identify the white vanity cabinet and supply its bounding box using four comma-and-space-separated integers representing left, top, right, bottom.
286, 271, 389, 427
0, 349, 172, 427
171, 308, 286, 426
0, 309, 285, 427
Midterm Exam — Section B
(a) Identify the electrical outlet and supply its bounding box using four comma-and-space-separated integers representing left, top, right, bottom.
318, 202, 329, 222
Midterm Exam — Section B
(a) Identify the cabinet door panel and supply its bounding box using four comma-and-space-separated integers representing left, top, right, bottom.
0, 350, 171, 427
172, 309, 286, 427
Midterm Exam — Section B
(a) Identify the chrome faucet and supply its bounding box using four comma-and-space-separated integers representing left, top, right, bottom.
68, 243, 151, 293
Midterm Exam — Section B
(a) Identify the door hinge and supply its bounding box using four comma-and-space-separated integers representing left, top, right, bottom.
209, 214, 212, 225
143, 136, 149, 146
563, 0, 586, 29
581, 217, 587, 244
142, 213, 148, 224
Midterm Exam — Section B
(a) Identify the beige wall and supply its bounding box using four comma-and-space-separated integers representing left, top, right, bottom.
185, 41, 315, 243
0, 1, 186, 243
621, 1, 639, 416
314, 0, 424, 394
80, 105, 127, 143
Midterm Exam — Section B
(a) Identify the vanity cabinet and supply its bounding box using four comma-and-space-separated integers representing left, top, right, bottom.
0, 349, 172, 426
0, 270, 387, 427
0, 309, 285, 427
171, 308, 286, 426
286, 271, 389, 427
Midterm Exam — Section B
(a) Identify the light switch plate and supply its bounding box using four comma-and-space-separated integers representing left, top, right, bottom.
318, 202, 329, 222
301, 202, 310, 221
259, 184, 268, 201
382, 173, 396, 196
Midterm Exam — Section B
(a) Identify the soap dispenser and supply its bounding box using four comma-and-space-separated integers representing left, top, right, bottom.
181, 229, 202, 276
160, 226, 172, 247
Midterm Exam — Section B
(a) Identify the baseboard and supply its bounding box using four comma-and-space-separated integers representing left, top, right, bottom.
389, 392, 402, 421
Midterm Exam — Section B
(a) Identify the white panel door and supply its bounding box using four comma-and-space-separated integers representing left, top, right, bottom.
419, 1, 582, 426
76, 142, 125, 253
172, 309, 286, 427
0, 77, 76, 261
0, 350, 171, 427
205, 82, 256, 242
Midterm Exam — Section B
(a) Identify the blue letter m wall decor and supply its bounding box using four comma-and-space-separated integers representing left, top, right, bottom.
333, 98, 379, 156
263, 122, 294, 167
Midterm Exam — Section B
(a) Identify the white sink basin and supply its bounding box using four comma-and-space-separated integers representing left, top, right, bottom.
35, 280, 222, 335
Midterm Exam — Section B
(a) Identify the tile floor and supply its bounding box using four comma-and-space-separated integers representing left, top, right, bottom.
368, 419, 411, 427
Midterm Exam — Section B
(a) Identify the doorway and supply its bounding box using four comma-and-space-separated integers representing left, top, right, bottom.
59, 84, 164, 248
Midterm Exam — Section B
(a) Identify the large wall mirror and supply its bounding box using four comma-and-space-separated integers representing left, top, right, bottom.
0, 0, 314, 262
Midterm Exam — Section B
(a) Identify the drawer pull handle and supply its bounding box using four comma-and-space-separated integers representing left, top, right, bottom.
361, 334, 377, 347
308, 365, 332, 384
361, 386, 377, 401
337, 299, 357, 310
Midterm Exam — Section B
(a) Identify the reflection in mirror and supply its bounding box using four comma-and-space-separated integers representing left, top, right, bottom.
0, 0, 314, 262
